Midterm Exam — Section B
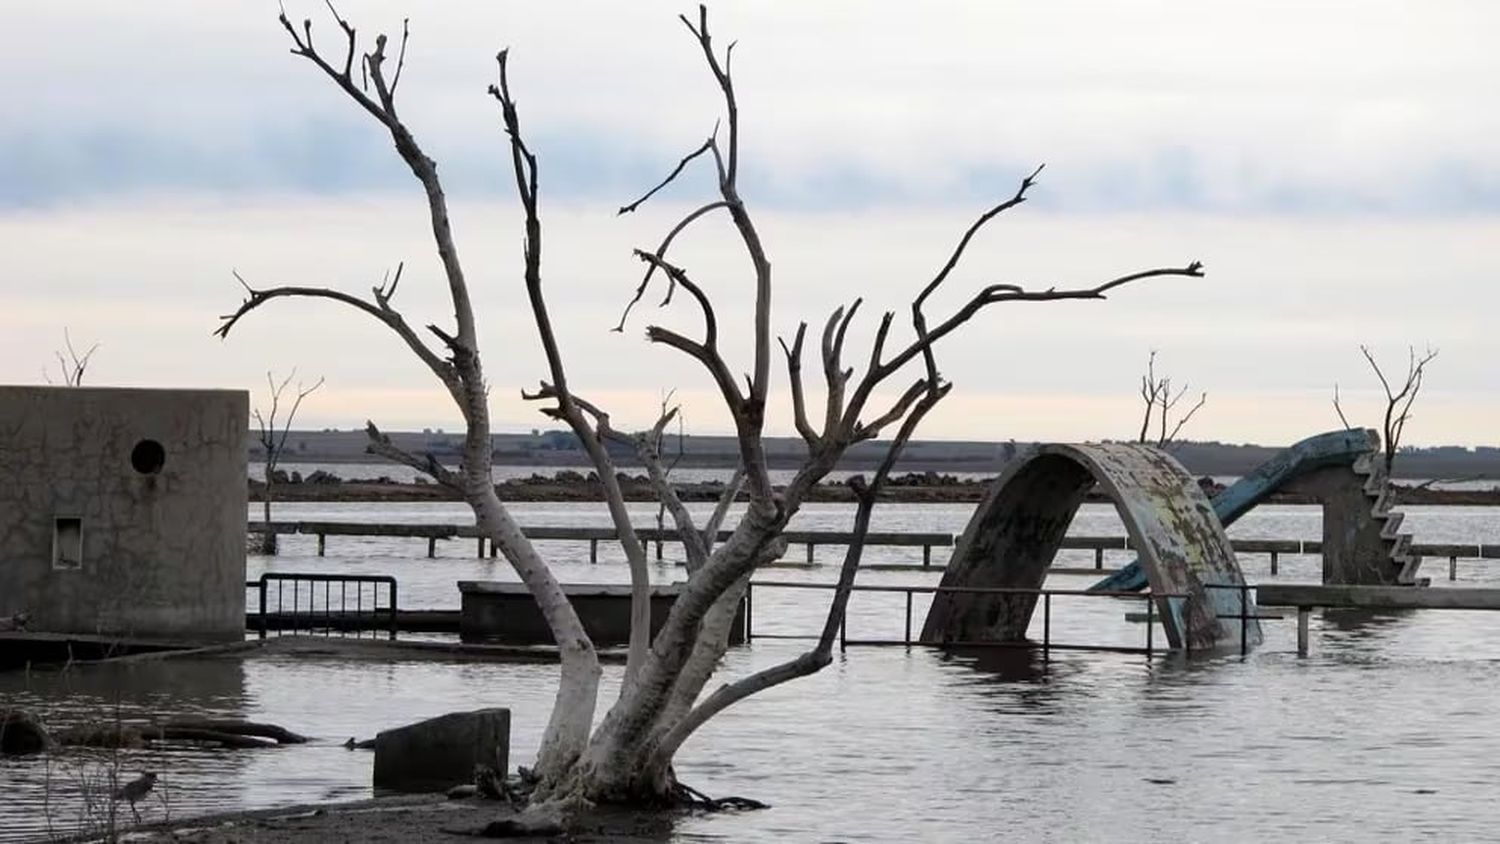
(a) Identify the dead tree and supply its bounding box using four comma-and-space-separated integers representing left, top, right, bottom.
215, 4, 1204, 818
45, 328, 99, 386
1333, 344, 1438, 476
1136, 350, 1206, 447
252, 369, 324, 554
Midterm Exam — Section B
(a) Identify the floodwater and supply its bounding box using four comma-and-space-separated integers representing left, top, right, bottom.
5, 500, 1500, 842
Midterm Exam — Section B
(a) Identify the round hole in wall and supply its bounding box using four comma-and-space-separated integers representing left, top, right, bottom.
130, 439, 166, 475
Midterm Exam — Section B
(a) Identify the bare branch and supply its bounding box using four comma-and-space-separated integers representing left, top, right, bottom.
778, 324, 817, 446
1357, 344, 1439, 474
853, 379, 929, 443
655, 381, 951, 761
1332, 383, 1353, 430
844, 262, 1205, 434
53, 328, 100, 387
633, 250, 719, 350
218, 271, 460, 403
702, 465, 745, 553
634, 406, 711, 572
364, 420, 459, 489
618, 135, 716, 215
614, 201, 730, 332
1162, 391, 1207, 446
913, 164, 1045, 316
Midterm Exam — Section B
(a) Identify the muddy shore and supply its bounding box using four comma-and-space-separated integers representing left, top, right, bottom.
104, 794, 680, 843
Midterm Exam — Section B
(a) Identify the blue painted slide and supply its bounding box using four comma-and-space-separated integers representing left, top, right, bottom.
1087, 428, 1377, 592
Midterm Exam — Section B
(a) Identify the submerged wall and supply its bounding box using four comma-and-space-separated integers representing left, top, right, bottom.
0, 386, 247, 640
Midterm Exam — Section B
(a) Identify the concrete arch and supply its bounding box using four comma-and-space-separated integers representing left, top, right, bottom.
921, 442, 1261, 652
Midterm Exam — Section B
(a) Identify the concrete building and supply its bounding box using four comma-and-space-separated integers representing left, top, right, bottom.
0, 386, 247, 641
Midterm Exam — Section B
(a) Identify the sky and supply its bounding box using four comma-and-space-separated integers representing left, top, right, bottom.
2, 2, 1497, 446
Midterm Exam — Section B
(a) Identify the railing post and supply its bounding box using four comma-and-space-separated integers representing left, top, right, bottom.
257, 576, 268, 640
807, 542, 815, 565
1145, 595, 1154, 657
427, 537, 437, 558
923, 545, 931, 567
317, 534, 326, 557
1043, 592, 1051, 663
1450, 556, 1458, 581
1184, 597, 1193, 657
1240, 583, 1249, 657
590, 539, 598, 564
904, 590, 913, 646
490, 541, 497, 559
1270, 551, 1279, 576
1296, 606, 1310, 657
389, 580, 399, 641
1094, 548, 1103, 569
476, 537, 485, 558
656, 540, 663, 561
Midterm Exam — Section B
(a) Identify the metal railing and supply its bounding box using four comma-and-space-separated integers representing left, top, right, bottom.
246, 522, 1496, 580
248, 573, 398, 640
743, 580, 1192, 658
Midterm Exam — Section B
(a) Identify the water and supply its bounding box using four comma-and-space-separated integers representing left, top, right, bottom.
6, 501, 1500, 842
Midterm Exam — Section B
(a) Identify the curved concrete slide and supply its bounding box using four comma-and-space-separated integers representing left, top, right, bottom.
1088, 428, 1380, 593
921, 443, 1260, 652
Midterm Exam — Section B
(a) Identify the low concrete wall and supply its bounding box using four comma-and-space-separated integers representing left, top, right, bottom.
458, 582, 745, 646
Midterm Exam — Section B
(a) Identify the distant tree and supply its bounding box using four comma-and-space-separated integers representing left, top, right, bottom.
252, 370, 324, 554
1333, 344, 1438, 476
1136, 350, 1206, 447
44, 328, 99, 386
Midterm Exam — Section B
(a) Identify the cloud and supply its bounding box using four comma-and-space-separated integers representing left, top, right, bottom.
3, 2, 1498, 214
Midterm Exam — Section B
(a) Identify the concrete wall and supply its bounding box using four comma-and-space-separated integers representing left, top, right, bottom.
0, 386, 247, 640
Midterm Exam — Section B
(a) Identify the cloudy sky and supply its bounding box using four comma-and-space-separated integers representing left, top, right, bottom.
3, 2, 1496, 446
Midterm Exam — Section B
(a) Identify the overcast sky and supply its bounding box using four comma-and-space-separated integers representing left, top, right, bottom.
2, 2, 1496, 446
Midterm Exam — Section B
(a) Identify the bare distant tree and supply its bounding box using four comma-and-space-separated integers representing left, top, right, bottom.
214, 4, 1204, 823
1136, 350, 1206, 447
45, 328, 99, 386
1333, 344, 1438, 476
252, 370, 324, 555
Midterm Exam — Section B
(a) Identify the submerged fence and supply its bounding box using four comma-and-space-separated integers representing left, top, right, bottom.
248, 572, 398, 640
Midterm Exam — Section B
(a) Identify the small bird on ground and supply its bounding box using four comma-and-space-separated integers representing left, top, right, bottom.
112, 771, 158, 822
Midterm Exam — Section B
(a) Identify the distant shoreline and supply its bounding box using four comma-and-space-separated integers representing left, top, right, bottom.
248, 471, 1500, 507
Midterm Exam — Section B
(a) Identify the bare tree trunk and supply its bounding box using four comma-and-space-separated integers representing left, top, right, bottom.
261, 463, 276, 555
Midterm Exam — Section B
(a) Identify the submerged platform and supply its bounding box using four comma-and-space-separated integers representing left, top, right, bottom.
0, 631, 207, 669
1258, 583, 1500, 610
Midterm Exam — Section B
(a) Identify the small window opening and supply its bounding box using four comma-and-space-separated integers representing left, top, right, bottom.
53, 517, 83, 570
130, 439, 165, 474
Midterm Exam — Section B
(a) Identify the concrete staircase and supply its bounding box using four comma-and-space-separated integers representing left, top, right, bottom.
1352, 452, 1425, 585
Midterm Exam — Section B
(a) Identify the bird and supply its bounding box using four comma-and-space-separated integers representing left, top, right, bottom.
112, 771, 158, 822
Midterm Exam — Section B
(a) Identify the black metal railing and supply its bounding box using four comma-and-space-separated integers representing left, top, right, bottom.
248, 573, 398, 640
743, 580, 1191, 658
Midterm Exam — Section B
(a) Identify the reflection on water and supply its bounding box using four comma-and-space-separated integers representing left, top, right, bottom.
8, 501, 1500, 841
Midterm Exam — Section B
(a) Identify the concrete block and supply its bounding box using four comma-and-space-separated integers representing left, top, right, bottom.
373, 708, 510, 793
0, 709, 50, 755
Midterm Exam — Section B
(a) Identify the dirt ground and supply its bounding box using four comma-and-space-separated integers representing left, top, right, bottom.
118, 795, 680, 843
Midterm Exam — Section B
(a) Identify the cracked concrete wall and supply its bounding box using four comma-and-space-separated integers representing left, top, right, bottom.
0, 386, 247, 640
